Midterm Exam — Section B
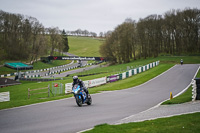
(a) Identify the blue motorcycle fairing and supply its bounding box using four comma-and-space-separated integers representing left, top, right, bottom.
73, 85, 87, 103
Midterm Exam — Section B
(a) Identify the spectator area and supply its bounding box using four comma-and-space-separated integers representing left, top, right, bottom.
4, 62, 33, 70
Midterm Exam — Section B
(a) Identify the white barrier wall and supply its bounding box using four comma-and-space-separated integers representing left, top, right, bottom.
129, 70, 132, 77
88, 77, 107, 88
134, 69, 137, 75
65, 77, 107, 94
143, 66, 146, 72
0, 92, 10, 102
147, 65, 149, 70
122, 72, 126, 79
65, 83, 72, 93
139, 67, 141, 73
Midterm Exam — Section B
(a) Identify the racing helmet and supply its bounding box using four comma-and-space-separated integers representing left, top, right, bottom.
73, 76, 79, 83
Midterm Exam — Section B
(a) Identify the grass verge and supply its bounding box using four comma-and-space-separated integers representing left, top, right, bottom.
85, 112, 200, 133
162, 86, 193, 105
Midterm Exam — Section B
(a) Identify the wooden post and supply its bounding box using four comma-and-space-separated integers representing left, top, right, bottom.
28, 88, 30, 99
48, 85, 50, 97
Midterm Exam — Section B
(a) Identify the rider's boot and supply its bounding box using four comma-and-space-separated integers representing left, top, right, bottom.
85, 89, 89, 99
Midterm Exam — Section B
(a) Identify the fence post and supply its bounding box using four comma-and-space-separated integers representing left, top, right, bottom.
28, 88, 30, 99
48, 85, 50, 97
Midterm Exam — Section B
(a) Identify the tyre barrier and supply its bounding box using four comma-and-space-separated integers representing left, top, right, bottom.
192, 77, 200, 101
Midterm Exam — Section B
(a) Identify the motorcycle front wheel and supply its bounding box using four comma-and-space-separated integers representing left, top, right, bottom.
75, 95, 82, 107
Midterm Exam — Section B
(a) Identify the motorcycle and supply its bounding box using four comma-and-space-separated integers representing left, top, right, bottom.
72, 84, 92, 107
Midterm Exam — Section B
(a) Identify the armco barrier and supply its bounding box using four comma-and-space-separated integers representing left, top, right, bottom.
65, 61, 159, 94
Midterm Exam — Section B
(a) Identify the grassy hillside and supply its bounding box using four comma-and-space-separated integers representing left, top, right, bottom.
68, 36, 103, 57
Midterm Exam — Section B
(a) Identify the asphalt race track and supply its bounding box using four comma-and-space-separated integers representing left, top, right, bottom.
0, 64, 199, 133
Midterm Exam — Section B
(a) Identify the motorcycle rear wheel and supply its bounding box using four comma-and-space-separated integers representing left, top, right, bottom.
86, 95, 92, 105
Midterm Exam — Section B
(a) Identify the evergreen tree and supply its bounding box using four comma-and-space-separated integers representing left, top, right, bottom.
62, 29, 69, 52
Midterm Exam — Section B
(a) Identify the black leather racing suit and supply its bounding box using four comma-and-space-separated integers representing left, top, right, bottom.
72, 79, 89, 96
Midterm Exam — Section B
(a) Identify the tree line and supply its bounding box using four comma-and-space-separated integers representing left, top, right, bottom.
0, 10, 69, 64
66, 29, 97, 37
100, 8, 200, 63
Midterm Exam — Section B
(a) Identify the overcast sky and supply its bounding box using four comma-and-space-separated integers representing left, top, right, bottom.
0, 0, 200, 34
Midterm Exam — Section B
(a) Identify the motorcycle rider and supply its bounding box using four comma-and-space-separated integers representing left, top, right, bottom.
180, 59, 183, 65
72, 76, 89, 98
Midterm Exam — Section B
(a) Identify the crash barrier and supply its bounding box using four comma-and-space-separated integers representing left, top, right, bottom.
65, 77, 107, 93
28, 85, 52, 99
192, 78, 200, 101
107, 61, 159, 82
65, 61, 159, 94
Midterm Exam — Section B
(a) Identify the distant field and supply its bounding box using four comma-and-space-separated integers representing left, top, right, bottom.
68, 36, 103, 57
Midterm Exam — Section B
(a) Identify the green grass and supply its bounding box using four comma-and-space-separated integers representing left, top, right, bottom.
32, 60, 71, 70
68, 36, 102, 57
157, 55, 200, 64
162, 86, 193, 105
85, 112, 200, 133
